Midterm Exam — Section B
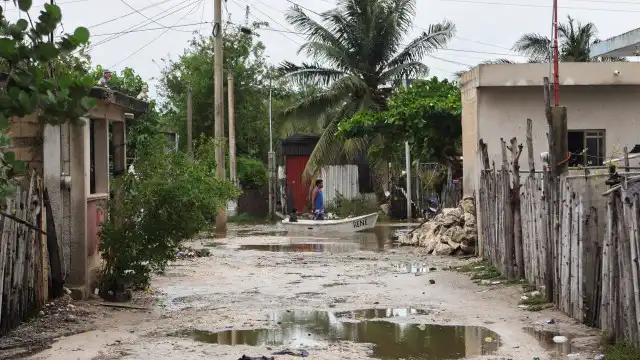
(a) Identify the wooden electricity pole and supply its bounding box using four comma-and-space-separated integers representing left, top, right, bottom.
228, 72, 236, 185
214, 0, 227, 231
187, 86, 193, 154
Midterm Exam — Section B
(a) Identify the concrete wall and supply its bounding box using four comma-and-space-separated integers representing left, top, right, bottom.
463, 85, 640, 196
7, 114, 43, 173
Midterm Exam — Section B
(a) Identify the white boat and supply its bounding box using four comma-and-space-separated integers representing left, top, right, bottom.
281, 213, 379, 234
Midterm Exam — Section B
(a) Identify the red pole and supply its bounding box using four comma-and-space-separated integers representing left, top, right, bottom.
552, 0, 560, 106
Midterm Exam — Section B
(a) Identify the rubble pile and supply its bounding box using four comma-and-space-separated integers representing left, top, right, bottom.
399, 197, 477, 256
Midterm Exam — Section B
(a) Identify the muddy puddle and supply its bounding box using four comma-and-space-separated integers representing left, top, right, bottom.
220, 225, 405, 253
334, 308, 430, 320
524, 327, 573, 357
175, 309, 500, 359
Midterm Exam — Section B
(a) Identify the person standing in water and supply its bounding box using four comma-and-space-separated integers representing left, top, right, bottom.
312, 179, 324, 220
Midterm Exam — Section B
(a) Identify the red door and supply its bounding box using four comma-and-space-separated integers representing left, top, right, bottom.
286, 155, 312, 213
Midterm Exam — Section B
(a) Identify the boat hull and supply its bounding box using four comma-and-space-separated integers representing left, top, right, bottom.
281, 213, 379, 234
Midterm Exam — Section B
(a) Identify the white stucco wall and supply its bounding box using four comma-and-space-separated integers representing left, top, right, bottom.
463, 85, 640, 196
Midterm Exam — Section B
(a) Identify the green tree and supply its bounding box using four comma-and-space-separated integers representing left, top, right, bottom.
158, 25, 271, 160
99, 135, 239, 291
279, 0, 455, 180
0, 1, 95, 197
513, 16, 625, 62
89, 65, 146, 97
338, 77, 461, 168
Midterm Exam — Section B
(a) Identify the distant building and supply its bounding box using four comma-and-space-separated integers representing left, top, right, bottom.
459, 62, 640, 197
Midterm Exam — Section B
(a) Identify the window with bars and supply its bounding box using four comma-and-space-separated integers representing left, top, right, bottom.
568, 130, 606, 167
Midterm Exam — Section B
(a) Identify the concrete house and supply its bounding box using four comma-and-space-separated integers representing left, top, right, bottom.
459, 62, 640, 197
2, 76, 149, 299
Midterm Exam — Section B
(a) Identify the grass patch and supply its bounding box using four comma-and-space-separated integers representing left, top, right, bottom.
604, 343, 640, 360
520, 293, 547, 306
519, 292, 553, 312
227, 213, 278, 224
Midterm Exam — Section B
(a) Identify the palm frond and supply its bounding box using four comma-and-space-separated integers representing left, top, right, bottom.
512, 33, 551, 62
297, 42, 354, 73
285, 5, 348, 58
380, 61, 430, 82
387, 20, 456, 69
302, 100, 361, 181
278, 61, 347, 87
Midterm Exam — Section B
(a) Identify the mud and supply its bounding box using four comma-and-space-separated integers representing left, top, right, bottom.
22, 224, 601, 360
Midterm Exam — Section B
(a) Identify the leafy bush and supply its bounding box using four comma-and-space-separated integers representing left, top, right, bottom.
325, 192, 378, 217
237, 156, 268, 189
99, 135, 239, 291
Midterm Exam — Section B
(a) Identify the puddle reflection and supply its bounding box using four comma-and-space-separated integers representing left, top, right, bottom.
223, 226, 399, 253
524, 327, 572, 357
177, 310, 500, 359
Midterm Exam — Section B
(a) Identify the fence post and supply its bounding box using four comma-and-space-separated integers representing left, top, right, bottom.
526, 119, 535, 175
510, 137, 525, 279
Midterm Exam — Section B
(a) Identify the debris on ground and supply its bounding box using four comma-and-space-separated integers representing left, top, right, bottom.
398, 197, 477, 256
176, 246, 211, 259
238, 356, 274, 360
272, 348, 310, 357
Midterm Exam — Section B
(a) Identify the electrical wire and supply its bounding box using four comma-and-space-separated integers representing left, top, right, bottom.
118, 0, 197, 33
432, 0, 640, 13
198, 0, 206, 33
110, 0, 202, 68
88, 0, 201, 50
89, 21, 210, 37
88, 0, 178, 29
426, 54, 472, 67
230, 0, 302, 45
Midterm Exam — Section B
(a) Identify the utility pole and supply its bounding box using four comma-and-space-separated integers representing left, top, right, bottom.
268, 76, 275, 216
552, 0, 560, 106
187, 86, 193, 154
403, 78, 412, 221
228, 72, 236, 185
214, 0, 227, 231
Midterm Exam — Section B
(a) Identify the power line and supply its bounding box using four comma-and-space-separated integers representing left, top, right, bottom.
118, 0, 197, 33
453, 36, 513, 51
110, 0, 203, 68
89, 21, 209, 37
88, 0, 178, 29
284, 0, 322, 16
198, 0, 206, 33
89, 0, 201, 50
432, 0, 640, 13
426, 54, 472, 67
250, 0, 303, 45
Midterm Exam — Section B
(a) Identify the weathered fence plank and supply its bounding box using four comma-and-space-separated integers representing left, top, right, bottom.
0, 172, 49, 335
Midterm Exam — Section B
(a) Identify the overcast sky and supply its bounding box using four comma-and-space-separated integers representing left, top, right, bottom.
4, 0, 640, 99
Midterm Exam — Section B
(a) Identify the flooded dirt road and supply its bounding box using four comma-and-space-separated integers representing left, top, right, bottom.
27, 224, 599, 360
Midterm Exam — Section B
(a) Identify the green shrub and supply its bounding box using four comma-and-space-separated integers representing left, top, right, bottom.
99, 136, 239, 291
237, 156, 268, 190
325, 192, 378, 217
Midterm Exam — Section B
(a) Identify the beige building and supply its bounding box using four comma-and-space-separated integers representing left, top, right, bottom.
459, 62, 640, 197
3, 78, 149, 299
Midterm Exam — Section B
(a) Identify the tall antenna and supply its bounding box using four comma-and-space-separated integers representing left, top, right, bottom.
244, 5, 250, 27
552, 0, 560, 106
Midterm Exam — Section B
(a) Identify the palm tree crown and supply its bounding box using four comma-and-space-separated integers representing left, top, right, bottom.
279, 0, 455, 179
512, 16, 623, 62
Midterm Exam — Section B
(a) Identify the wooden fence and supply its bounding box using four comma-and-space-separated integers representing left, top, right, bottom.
477, 121, 640, 346
0, 171, 48, 335
601, 177, 640, 346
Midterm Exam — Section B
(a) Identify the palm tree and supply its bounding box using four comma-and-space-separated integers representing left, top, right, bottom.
279, 0, 455, 180
512, 16, 625, 62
